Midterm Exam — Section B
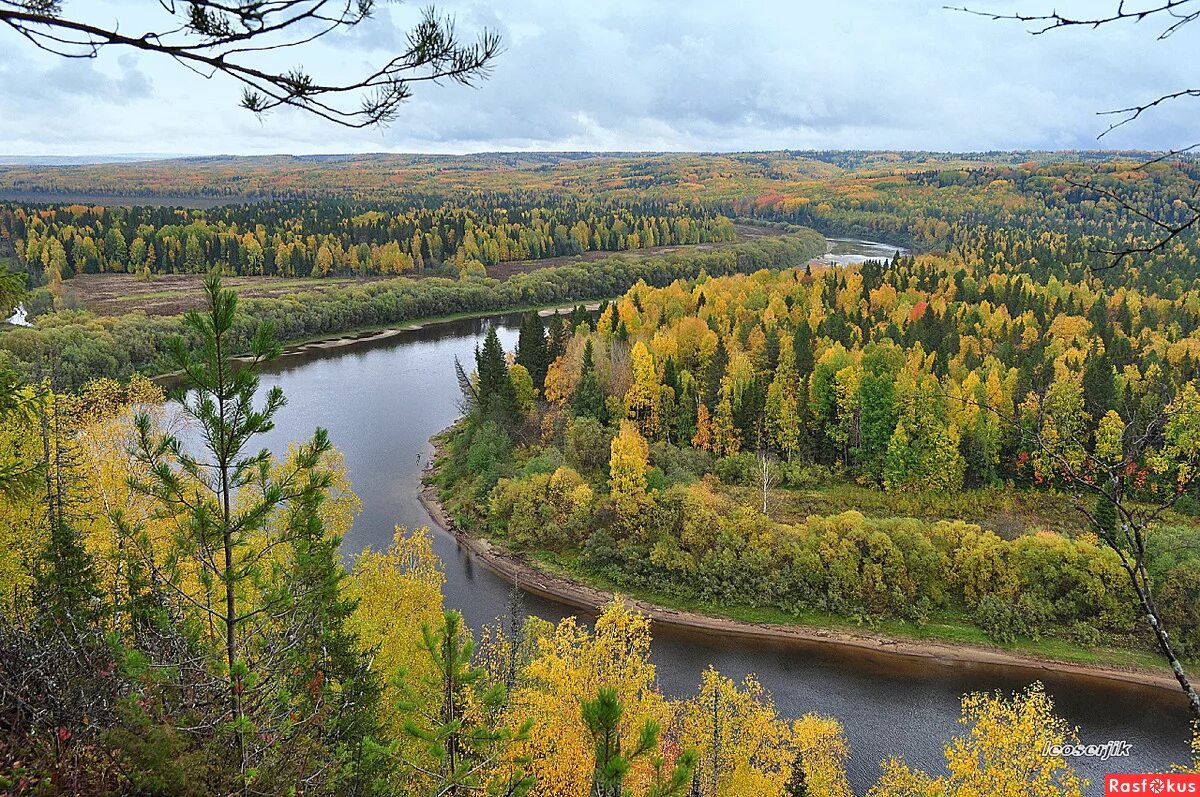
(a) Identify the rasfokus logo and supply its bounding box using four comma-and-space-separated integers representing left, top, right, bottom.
1106, 774, 1200, 795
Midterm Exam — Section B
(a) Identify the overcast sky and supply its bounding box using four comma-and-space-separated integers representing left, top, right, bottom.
0, 0, 1196, 157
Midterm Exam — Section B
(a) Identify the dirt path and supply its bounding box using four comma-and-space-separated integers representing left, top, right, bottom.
417, 480, 1184, 695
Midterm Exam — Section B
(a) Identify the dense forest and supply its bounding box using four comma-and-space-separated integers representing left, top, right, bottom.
3, 152, 1197, 294
435, 257, 1200, 653
4, 152, 1200, 795
0, 231, 824, 390
0, 198, 737, 280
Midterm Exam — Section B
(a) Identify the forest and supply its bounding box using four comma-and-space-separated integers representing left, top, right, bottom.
0, 198, 737, 280
434, 256, 1200, 653
0, 231, 824, 390
4, 152, 1198, 293
4, 152, 1200, 795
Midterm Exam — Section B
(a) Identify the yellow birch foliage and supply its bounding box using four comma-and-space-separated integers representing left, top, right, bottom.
0, 375, 166, 618
792, 713, 855, 797
624, 341, 661, 437
675, 667, 795, 797
345, 526, 446, 739
610, 420, 650, 527
868, 683, 1085, 797
511, 599, 672, 797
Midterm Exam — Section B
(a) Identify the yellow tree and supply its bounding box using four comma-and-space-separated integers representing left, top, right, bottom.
766, 336, 802, 460
711, 390, 740, 456
510, 363, 537, 416
625, 341, 661, 438
791, 714, 855, 797
692, 403, 714, 452
345, 527, 446, 748
868, 683, 1085, 797
675, 668, 795, 797
610, 421, 650, 529
511, 600, 673, 797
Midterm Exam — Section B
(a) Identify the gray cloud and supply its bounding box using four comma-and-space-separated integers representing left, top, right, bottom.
0, 51, 151, 105
0, 0, 1196, 155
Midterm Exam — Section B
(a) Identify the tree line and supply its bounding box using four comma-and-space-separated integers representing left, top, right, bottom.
0, 231, 825, 391
0, 197, 737, 281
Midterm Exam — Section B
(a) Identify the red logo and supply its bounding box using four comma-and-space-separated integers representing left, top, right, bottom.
1106, 774, 1200, 795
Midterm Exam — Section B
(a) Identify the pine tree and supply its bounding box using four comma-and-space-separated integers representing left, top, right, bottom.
270, 479, 388, 795
397, 610, 534, 797
793, 323, 814, 380
130, 274, 337, 792
573, 340, 608, 423
33, 392, 102, 626
516, 312, 550, 392
704, 337, 728, 409
583, 687, 695, 797
477, 326, 508, 401
476, 326, 519, 424
1082, 351, 1116, 427
548, 314, 570, 363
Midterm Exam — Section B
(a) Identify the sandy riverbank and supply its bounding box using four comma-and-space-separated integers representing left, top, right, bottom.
417, 480, 1183, 695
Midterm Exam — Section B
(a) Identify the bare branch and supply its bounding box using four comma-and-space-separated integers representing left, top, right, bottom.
947, 1, 1200, 39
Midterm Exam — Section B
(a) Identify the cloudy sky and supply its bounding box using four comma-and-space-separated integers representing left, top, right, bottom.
0, 0, 1195, 156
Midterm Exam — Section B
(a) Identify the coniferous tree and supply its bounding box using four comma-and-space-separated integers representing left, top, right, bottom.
33, 393, 103, 626
476, 326, 519, 424
1082, 351, 1117, 426
793, 323, 814, 381
516, 312, 550, 392
548, 314, 570, 363
397, 610, 534, 797
267, 478, 388, 795
573, 340, 608, 423
582, 687, 695, 797
704, 337, 728, 410
130, 275, 338, 792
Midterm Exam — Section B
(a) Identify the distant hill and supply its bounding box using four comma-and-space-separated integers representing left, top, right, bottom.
0, 155, 180, 166
0, 149, 1177, 204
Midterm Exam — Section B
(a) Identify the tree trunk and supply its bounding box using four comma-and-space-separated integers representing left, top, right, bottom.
215, 325, 246, 793
1129, 563, 1200, 726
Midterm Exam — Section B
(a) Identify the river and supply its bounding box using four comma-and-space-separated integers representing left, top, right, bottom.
240, 249, 1189, 794
819, 237, 908, 267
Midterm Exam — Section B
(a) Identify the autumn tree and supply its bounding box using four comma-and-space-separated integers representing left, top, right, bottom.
512, 600, 674, 796
676, 668, 797, 797
625, 341, 661, 438
868, 684, 1085, 797
1022, 382, 1200, 725
610, 422, 650, 529
765, 336, 802, 460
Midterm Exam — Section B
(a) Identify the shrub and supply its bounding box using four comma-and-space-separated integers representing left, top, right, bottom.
974, 594, 1025, 644
713, 452, 759, 485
